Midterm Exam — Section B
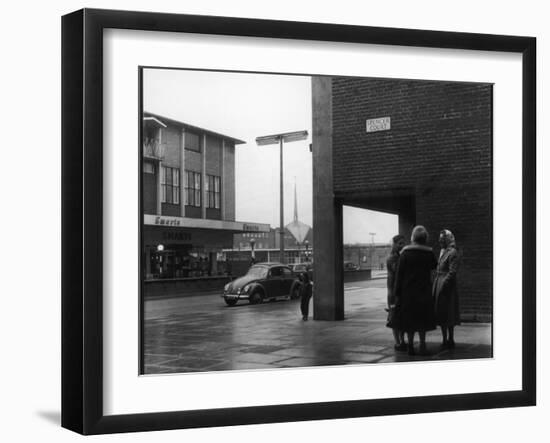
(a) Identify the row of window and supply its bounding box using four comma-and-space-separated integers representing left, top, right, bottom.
159, 166, 221, 209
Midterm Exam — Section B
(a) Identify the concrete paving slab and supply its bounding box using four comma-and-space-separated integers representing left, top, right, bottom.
143, 279, 492, 374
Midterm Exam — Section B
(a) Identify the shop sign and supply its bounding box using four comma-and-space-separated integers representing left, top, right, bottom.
152, 216, 182, 226
162, 231, 191, 241
366, 116, 391, 133
243, 224, 261, 232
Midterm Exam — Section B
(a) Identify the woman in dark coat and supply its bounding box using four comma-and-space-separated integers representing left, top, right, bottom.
386, 234, 407, 350
394, 225, 437, 355
433, 229, 460, 348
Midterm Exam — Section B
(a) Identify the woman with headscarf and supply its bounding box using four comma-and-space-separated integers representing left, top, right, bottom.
394, 226, 437, 356
433, 229, 461, 348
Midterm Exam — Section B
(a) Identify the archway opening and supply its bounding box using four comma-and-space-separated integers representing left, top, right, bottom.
342, 205, 398, 317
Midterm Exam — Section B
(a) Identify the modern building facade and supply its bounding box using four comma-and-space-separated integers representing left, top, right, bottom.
142, 111, 269, 284
233, 227, 313, 252
313, 77, 492, 321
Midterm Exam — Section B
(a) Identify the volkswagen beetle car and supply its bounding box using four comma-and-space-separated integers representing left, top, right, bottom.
290, 262, 313, 281
222, 262, 302, 306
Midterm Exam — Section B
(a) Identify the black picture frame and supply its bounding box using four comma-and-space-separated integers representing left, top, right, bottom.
61, 8, 536, 435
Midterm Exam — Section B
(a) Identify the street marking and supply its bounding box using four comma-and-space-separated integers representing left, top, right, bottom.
344, 286, 362, 291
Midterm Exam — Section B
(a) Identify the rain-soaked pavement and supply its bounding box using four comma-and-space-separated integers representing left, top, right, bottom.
143, 275, 492, 374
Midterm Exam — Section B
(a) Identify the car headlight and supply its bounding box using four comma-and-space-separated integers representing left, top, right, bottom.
224, 283, 230, 291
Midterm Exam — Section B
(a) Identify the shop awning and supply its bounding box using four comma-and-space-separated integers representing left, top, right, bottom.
144, 214, 270, 233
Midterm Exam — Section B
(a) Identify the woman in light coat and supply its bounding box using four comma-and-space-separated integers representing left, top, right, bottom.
433, 229, 461, 348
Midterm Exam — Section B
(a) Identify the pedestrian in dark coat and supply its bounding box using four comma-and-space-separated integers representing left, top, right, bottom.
394, 225, 437, 355
433, 229, 461, 348
299, 272, 313, 321
386, 234, 407, 351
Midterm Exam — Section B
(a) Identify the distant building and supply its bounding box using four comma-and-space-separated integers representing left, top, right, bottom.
343, 244, 392, 270
228, 186, 313, 275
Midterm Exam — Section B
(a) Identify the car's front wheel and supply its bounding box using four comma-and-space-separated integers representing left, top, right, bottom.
224, 298, 238, 307
249, 291, 263, 304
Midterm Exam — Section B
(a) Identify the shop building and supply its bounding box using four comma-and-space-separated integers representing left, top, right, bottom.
142, 112, 269, 292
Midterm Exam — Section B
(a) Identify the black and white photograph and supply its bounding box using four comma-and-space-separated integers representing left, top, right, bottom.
140, 68, 493, 375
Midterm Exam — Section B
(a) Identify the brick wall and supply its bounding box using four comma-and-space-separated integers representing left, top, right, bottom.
331, 78, 492, 320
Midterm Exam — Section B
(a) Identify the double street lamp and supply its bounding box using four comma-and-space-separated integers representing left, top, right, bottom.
256, 130, 308, 264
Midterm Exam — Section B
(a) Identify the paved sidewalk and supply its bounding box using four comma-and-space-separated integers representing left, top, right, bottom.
143, 280, 491, 374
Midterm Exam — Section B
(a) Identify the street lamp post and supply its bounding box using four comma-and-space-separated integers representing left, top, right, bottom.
369, 232, 376, 269
304, 240, 309, 262
256, 130, 308, 264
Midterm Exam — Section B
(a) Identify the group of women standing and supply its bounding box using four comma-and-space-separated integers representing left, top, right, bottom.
386, 226, 460, 356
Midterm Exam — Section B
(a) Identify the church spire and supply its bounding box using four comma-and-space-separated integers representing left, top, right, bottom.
294, 179, 298, 222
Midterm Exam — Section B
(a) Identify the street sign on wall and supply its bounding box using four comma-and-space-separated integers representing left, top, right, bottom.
366, 116, 391, 133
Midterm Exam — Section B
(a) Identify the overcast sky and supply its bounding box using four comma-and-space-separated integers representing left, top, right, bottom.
143, 68, 397, 243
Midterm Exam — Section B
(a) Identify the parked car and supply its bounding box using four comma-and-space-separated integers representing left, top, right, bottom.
290, 262, 313, 280
343, 261, 359, 271
222, 262, 302, 306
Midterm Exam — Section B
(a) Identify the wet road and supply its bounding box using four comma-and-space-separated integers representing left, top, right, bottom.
143, 278, 492, 374
144, 278, 387, 321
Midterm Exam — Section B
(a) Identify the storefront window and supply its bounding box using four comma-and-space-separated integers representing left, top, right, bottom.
148, 245, 226, 279
161, 166, 180, 204
206, 175, 221, 209
185, 170, 201, 207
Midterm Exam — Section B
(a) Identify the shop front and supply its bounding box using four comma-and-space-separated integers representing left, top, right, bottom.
143, 215, 270, 297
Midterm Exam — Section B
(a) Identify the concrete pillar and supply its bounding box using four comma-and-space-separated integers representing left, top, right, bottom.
180, 129, 186, 217
156, 127, 163, 216
221, 139, 225, 219
145, 247, 151, 278
202, 134, 207, 219
312, 76, 344, 320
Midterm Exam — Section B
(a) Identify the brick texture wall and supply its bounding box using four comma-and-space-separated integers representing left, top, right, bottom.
331, 78, 492, 320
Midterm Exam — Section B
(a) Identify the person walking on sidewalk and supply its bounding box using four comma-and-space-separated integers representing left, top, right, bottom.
386, 234, 407, 351
394, 225, 437, 356
433, 229, 461, 349
299, 272, 313, 321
